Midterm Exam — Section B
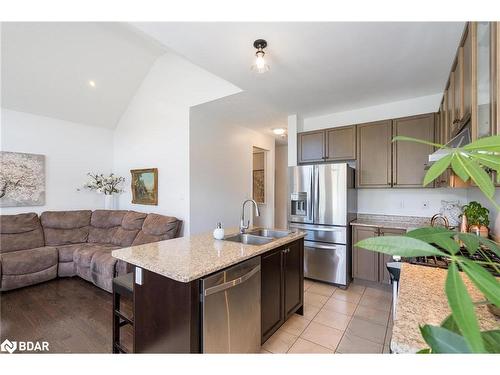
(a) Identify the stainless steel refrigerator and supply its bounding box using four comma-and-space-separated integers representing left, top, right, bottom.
288, 163, 357, 287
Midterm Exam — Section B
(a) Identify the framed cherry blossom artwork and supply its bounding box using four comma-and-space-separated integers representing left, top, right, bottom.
0, 151, 46, 207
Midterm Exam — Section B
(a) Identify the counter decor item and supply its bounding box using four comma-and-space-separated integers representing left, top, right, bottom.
213, 222, 225, 240
79, 172, 125, 210
463, 201, 490, 238
439, 200, 462, 228
355, 134, 500, 354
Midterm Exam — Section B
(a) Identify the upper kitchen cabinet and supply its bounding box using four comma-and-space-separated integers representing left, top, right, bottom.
325, 126, 356, 161
298, 130, 325, 163
356, 120, 392, 188
298, 125, 356, 163
463, 23, 473, 119
392, 113, 435, 188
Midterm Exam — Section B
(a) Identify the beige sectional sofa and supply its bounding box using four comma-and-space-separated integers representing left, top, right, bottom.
0, 210, 181, 292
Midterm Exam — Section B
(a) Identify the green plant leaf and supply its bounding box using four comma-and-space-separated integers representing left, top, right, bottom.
392, 135, 446, 149
460, 259, 500, 307
457, 155, 495, 198
423, 154, 453, 186
441, 314, 460, 334
463, 135, 500, 152
406, 227, 459, 254
457, 233, 480, 255
478, 237, 500, 258
451, 154, 470, 181
446, 262, 485, 352
420, 325, 471, 353
468, 153, 500, 172
416, 348, 431, 354
482, 330, 500, 353
355, 236, 446, 257
433, 237, 460, 255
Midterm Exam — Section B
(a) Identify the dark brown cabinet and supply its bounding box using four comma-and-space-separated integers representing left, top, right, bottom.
352, 226, 406, 285
298, 126, 356, 163
352, 226, 378, 282
261, 239, 304, 343
298, 130, 325, 162
325, 126, 356, 161
356, 120, 392, 188
392, 113, 435, 188
378, 228, 406, 284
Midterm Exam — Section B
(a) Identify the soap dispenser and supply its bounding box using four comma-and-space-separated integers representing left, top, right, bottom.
213, 222, 225, 240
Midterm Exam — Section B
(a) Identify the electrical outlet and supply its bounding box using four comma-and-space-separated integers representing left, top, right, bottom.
399, 201, 405, 209
422, 201, 430, 209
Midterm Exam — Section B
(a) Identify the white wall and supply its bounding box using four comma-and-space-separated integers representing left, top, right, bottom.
189, 106, 275, 235
275, 145, 288, 229
1, 109, 114, 214
113, 52, 241, 235
357, 188, 469, 217
287, 114, 300, 167
301, 93, 442, 132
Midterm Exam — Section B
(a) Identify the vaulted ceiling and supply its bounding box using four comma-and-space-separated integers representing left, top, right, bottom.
1, 22, 165, 128
2, 22, 465, 136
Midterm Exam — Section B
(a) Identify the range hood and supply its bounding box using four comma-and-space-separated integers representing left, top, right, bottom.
428, 126, 471, 162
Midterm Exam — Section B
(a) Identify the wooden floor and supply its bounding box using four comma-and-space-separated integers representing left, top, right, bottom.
0, 277, 132, 353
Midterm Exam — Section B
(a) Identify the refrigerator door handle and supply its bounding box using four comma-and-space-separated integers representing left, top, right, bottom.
309, 166, 315, 222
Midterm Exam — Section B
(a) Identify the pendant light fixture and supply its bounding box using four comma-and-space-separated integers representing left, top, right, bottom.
251, 39, 270, 74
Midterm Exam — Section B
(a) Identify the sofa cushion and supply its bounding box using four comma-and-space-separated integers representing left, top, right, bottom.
121, 211, 147, 230
1, 246, 58, 275
40, 210, 91, 246
1, 265, 57, 291
88, 210, 127, 244
73, 243, 120, 269
0, 213, 45, 253
132, 214, 180, 245
56, 243, 87, 263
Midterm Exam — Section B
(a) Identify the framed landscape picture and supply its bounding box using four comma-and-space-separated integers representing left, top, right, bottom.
130, 168, 158, 205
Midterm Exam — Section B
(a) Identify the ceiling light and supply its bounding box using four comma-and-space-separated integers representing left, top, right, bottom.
272, 128, 286, 135
251, 39, 270, 74
88, 80, 96, 88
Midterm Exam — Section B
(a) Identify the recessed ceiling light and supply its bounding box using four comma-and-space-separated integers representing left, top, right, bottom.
88, 80, 96, 88
272, 128, 286, 135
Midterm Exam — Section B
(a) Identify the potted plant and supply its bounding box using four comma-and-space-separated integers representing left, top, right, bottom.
80, 172, 125, 209
462, 201, 490, 237
356, 135, 500, 353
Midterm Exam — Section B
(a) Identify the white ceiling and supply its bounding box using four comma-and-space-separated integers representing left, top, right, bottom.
133, 22, 465, 139
1, 22, 165, 128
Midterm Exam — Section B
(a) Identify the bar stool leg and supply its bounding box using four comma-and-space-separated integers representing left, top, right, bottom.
112, 291, 120, 353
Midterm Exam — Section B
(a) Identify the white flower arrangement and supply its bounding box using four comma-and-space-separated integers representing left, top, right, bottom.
80, 173, 125, 196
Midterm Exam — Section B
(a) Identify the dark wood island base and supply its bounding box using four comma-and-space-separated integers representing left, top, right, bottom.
119, 238, 304, 353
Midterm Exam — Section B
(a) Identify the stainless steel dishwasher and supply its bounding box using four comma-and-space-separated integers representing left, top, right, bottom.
201, 257, 261, 353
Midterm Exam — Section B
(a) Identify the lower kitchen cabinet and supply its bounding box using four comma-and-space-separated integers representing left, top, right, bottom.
261, 239, 304, 343
352, 226, 406, 284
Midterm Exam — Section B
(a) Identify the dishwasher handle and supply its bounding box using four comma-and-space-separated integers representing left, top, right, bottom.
204, 264, 261, 297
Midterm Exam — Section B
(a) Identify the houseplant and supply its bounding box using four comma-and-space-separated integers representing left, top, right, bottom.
80, 172, 125, 209
356, 135, 500, 353
463, 201, 490, 237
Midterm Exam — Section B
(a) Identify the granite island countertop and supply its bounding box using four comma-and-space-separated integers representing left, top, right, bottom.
112, 228, 306, 283
350, 214, 431, 231
391, 263, 500, 353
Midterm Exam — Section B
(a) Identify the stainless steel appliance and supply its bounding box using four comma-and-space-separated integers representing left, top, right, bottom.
201, 257, 261, 353
288, 163, 357, 287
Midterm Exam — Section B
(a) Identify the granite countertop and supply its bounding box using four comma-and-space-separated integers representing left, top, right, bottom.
112, 228, 306, 283
350, 214, 431, 231
391, 263, 500, 353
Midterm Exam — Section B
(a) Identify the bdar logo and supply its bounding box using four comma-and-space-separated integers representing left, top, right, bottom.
1, 339, 17, 354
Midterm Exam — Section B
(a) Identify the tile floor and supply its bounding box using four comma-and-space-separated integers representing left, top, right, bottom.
261, 279, 393, 354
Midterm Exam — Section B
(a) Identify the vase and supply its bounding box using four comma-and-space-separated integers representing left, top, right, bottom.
104, 194, 115, 210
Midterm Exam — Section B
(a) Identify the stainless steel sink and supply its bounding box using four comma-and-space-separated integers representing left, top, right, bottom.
224, 233, 274, 245
247, 228, 291, 238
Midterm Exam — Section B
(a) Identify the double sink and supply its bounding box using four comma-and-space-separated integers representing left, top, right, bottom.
224, 228, 291, 245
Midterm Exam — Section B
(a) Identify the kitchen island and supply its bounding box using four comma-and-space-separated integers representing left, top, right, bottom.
112, 228, 306, 353
391, 263, 499, 353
